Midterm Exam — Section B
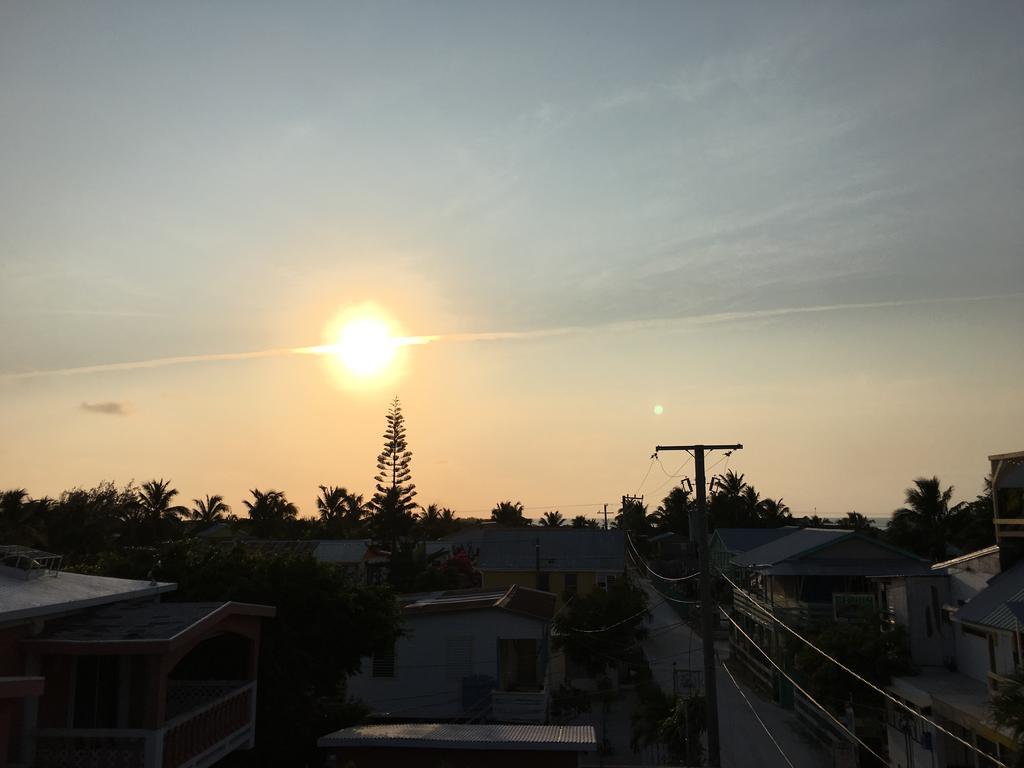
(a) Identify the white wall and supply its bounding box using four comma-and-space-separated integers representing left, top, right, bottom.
346, 608, 548, 719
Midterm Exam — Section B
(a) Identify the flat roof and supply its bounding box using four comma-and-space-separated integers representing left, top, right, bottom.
318, 723, 596, 752
0, 569, 175, 624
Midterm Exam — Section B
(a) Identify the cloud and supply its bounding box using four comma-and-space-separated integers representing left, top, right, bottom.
80, 401, 130, 416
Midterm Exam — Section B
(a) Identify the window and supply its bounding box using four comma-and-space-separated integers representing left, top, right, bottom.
606, 574, 617, 589
564, 573, 578, 595
372, 646, 395, 678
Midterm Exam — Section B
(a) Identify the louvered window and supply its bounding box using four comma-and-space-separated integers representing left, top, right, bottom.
372, 646, 395, 678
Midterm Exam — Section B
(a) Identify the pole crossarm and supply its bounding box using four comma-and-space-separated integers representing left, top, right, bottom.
655, 443, 743, 452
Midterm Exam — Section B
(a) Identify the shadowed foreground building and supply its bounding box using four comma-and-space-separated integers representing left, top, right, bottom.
318, 723, 596, 767
0, 546, 274, 768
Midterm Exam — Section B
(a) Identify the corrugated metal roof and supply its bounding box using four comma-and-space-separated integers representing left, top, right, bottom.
318, 723, 596, 751
711, 527, 799, 554
955, 560, 1024, 632
401, 585, 556, 621
478, 529, 624, 572
767, 560, 932, 577
732, 529, 850, 567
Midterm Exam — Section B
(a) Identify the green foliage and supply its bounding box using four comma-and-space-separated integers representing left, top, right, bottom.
708, 470, 791, 529
491, 500, 530, 526
794, 618, 910, 717
992, 673, 1024, 766
630, 681, 705, 764
553, 578, 648, 676
92, 541, 402, 768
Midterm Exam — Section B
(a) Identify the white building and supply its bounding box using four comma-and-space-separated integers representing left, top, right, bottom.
346, 585, 557, 723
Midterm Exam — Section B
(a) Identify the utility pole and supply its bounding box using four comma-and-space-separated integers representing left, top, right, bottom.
603, 503, 608, 530
654, 443, 742, 768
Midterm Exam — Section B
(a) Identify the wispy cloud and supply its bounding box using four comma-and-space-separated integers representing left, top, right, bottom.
4, 292, 1020, 381
80, 401, 130, 416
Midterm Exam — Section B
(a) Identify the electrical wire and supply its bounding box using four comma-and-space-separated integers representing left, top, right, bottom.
718, 571, 1007, 768
650, 454, 694, 496
636, 456, 658, 496
720, 657, 797, 768
565, 603, 656, 634
626, 533, 699, 582
721, 607, 890, 767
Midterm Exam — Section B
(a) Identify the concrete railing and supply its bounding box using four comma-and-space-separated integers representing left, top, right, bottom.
34, 681, 256, 768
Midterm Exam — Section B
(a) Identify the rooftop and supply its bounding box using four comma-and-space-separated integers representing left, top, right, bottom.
955, 559, 1024, 632
732, 529, 929, 575
0, 568, 174, 624
731, 528, 850, 567
25, 600, 275, 651
478, 528, 624, 573
711, 527, 799, 554
402, 584, 556, 622
932, 545, 1001, 572
318, 723, 597, 752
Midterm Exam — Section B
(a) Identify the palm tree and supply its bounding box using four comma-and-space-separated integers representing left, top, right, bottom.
190, 494, 231, 524
759, 498, 791, 527
491, 500, 529, 527
244, 488, 298, 539
652, 487, 692, 535
538, 510, 565, 527
841, 511, 875, 532
139, 479, 187, 520
992, 673, 1024, 766
317, 485, 365, 537
418, 503, 445, 539
888, 477, 955, 561
0, 489, 47, 547
571, 515, 600, 529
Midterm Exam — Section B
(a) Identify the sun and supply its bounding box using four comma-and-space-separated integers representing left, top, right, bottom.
332, 315, 399, 378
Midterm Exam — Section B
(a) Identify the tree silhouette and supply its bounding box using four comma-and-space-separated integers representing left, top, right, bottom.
139, 479, 187, 521
317, 486, 366, 538
758, 497, 792, 527
615, 499, 651, 537
244, 489, 298, 539
652, 487, 692, 535
491, 500, 529, 527
0, 489, 48, 548
887, 477, 955, 561
571, 515, 600, 529
369, 398, 417, 549
538, 510, 565, 527
190, 494, 231, 524
840, 511, 875, 532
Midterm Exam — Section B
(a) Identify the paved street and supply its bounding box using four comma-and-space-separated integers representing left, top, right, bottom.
637, 577, 828, 768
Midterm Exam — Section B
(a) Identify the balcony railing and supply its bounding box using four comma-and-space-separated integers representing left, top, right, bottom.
35, 681, 256, 768
491, 688, 548, 723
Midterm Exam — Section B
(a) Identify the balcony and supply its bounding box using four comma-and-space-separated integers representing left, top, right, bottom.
491, 688, 549, 722
35, 680, 255, 768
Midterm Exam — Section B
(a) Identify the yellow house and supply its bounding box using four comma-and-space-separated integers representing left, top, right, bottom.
477, 528, 625, 603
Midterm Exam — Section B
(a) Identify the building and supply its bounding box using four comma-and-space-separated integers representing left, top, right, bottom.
318, 723, 597, 767
881, 549, 1022, 768
0, 545, 274, 768
477, 528, 625, 600
708, 526, 799, 579
346, 585, 557, 724
992, 450, 1024, 570
726, 529, 930, 697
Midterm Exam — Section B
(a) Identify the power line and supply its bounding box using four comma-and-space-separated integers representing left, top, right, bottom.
636, 456, 658, 496
650, 454, 694, 496
627, 533, 699, 582
720, 657, 796, 768
718, 570, 1007, 768
720, 607, 890, 766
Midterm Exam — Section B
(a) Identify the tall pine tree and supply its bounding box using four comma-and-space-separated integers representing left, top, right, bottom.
369, 397, 417, 549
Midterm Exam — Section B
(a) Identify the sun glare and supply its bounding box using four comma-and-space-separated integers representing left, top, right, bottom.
333, 316, 398, 378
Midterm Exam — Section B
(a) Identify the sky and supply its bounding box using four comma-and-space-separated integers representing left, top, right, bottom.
1, 2, 1022, 521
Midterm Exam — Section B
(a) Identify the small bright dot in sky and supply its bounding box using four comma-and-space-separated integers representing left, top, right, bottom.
653, 405, 664, 416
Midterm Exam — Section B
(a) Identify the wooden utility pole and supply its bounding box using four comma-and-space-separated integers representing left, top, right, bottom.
654, 443, 742, 768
